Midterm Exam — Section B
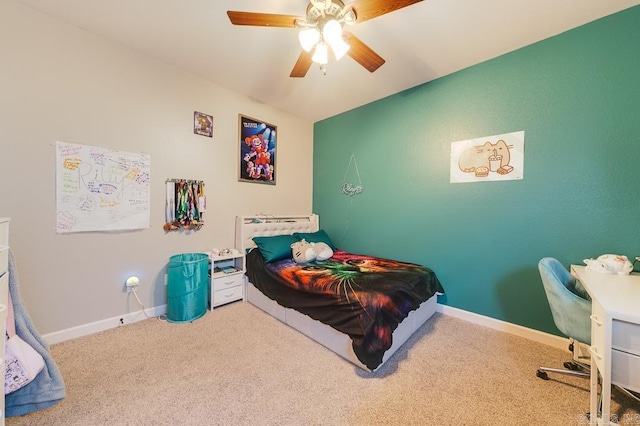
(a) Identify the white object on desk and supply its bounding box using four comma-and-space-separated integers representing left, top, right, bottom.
583, 254, 633, 275
571, 265, 640, 425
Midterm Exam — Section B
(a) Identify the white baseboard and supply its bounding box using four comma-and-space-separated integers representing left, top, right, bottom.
437, 304, 568, 351
43, 304, 167, 345
41, 301, 566, 351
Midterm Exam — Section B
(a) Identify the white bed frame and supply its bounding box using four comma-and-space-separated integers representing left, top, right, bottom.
235, 214, 438, 371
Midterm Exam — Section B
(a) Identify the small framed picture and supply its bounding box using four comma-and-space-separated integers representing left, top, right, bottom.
238, 114, 276, 185
194, 111, 213, 137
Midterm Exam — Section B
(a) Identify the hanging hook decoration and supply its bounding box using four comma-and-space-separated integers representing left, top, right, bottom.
341, 153, 363, 196
164, 179, 206, 232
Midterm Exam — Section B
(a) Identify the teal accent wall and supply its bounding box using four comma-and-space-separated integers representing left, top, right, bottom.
313, 6, 640, 336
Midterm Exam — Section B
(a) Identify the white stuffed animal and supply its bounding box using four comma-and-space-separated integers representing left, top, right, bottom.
310, 242, 333, 261
291, 239, 334, 263
583, 254, 633, 275
291, 239, 316, 263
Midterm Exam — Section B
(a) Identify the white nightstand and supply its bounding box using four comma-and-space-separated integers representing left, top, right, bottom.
209, 251, 245, 309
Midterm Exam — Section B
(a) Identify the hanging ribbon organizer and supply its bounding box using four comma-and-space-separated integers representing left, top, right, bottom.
164, 179, 206, 232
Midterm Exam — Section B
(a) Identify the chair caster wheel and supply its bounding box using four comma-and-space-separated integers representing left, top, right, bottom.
564, 361, 581, 371
536, 370, 549, 380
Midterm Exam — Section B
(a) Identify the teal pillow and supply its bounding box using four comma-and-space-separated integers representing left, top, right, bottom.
252, 234, 298, 263
293, 229, 336, 250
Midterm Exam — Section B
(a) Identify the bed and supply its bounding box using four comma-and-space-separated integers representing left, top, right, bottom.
235, 214, 444, 371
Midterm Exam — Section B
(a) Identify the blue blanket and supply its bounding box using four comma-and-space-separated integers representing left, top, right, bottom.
5, 249, 66, 417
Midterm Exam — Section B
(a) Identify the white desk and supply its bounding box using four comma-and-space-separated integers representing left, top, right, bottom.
571, 265, 640, 425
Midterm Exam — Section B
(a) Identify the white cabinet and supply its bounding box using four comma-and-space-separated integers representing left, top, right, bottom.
610, 319, 640, 393
1, 217, 10, 423
209, 251, 245, 309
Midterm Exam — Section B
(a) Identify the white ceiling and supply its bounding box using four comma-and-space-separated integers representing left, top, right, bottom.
15, 0, 640, 122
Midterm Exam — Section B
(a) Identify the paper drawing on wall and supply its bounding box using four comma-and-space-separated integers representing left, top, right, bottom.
342, 153, 363, 196
238, 114, 276, 185
450, 131, 524, 183
55, 141, 150, 233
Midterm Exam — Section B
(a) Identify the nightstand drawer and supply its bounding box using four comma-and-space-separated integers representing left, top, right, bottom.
212, 273, 244, 292
212, 285, 243, 307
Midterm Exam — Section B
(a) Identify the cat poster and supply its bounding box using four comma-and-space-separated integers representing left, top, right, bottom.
450, 131, 524, 183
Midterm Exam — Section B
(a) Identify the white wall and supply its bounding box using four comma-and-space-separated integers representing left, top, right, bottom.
0, 0, 313, 336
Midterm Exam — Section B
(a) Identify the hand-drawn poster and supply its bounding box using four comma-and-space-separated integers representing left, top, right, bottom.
55, 141, 151, 233
450, 131, 524, 183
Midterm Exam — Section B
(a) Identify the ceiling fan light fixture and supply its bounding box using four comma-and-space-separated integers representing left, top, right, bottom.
228, 0, 420, 78
299, 28, 321, 52
312, 42, 329, 65
322, 19, 343, 45
342, 8, 356, 24
311, 0, 332, 10
331, 37, 350, 60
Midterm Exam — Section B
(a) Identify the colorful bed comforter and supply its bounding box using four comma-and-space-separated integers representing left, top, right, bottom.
245, 248, 444, 370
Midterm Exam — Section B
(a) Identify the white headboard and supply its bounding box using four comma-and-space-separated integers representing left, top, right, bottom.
235, 214, 319, 252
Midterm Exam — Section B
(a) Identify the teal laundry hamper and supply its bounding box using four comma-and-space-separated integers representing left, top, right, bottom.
166, 253, 209, 323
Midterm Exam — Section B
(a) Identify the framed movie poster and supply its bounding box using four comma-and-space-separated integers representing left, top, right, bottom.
238, 114, 276, 184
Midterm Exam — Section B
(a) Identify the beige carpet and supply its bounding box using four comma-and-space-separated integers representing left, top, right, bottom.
6, 302, 640, 426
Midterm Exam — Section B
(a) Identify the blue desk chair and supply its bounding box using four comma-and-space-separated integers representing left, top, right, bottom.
536, 257, 592, 380
536, 257, 640, 407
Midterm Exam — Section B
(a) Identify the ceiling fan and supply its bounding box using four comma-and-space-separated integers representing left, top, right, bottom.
227, 0, 423, 78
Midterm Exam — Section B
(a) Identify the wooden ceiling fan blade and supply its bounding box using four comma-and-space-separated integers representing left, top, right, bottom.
290, 50, 313, 78
227, 11, 300, 28
349, 0, 423, 23
345, 33, 385, 72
